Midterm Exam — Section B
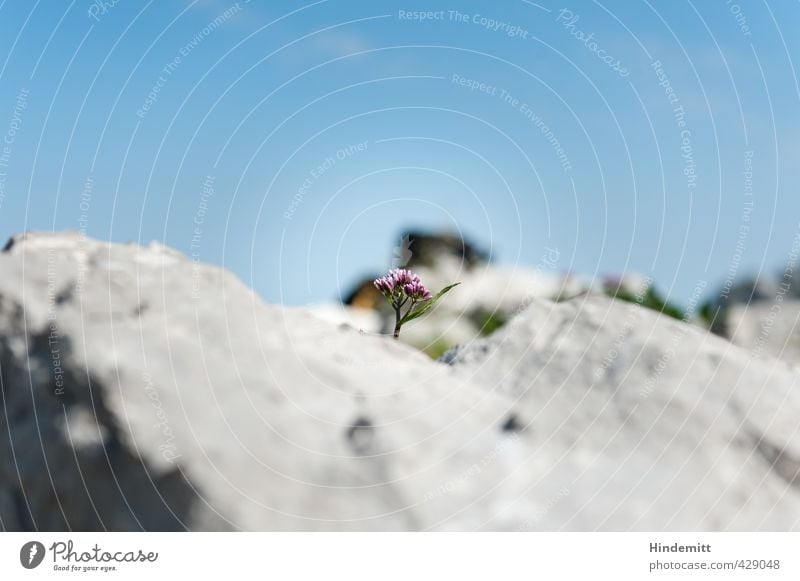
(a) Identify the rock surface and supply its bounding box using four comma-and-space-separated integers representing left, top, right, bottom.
444, 296, 800, 530
1, 232, 799, 531
727, 300, 800, 365
706, 277, 800, 367
0, 232, 512, 531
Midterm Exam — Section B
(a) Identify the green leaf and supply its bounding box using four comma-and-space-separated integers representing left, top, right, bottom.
399, 303, 431, 325
399, 283, 460, 325
430, 282, 461, 303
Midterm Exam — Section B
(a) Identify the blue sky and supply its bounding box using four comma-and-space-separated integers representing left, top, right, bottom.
0, 0, 798, 307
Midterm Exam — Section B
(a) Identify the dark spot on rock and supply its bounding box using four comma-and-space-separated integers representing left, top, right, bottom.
55, 286, 74, 305
438, 345, 462, 365
346, 416, 374, 454
754, 434, 800, 487
0, 233, 32, 252
501, 414, 523, 433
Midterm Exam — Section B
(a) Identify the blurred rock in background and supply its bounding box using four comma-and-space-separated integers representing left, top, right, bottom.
321, 229, 684, 358
699, 267, 800, 366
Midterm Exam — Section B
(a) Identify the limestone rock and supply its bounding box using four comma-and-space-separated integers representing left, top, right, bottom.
0, 232, 511, 531
444, 295, 800, 530
2, 232, 799, 531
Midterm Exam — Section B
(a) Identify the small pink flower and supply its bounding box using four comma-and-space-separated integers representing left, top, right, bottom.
372, 268, 459, 338
389, 268, 418, 286
403, 281, 432, 301
373, 269, 426, 296
373, 275, 395, 295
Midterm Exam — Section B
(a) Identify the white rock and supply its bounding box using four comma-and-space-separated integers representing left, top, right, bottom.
444, 295, 800, 530
306, 302, 383, 334
726, 300, 800, 366
2, 232, 798, 531
0, 232, 511, 530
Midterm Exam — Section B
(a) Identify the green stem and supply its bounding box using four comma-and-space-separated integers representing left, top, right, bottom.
393, 306, 402, 338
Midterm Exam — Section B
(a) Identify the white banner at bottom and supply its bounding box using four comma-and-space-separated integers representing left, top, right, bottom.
0, 533, 797, 580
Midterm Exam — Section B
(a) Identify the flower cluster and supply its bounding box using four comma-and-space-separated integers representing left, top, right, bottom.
373, 268, 459, 338
373, 268, 432, 302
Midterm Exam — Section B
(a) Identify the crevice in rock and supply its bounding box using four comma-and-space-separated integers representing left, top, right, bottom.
501, 414, 523, 433
55, 285, 75, 306
753, 434, 800, 488
346, 416, 374, 455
